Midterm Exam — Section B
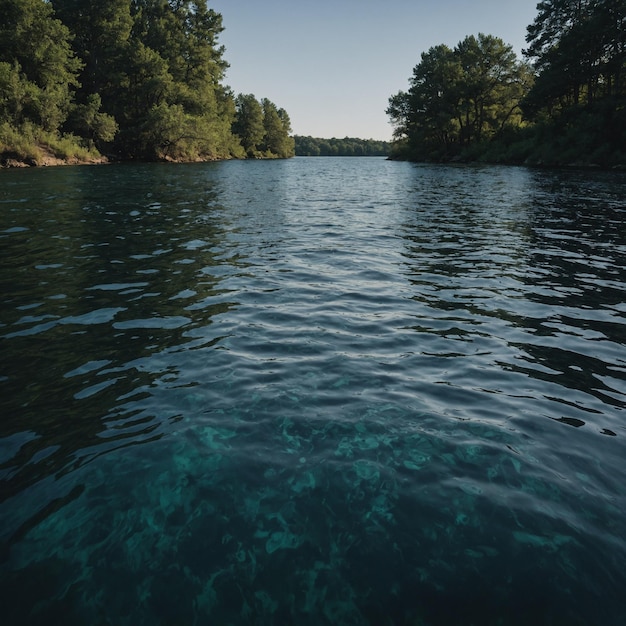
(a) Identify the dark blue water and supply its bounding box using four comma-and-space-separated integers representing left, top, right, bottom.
1, 158, 625, 625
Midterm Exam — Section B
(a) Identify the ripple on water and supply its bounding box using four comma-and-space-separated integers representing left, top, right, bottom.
0, 160, 625, 625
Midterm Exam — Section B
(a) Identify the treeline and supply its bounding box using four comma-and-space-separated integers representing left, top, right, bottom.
387, 0, 626, 167
0, 0, 294, 164
294, 136, 391, 157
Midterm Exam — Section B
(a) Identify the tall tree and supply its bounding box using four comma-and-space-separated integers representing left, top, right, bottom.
388, 34, 528, 159
0, 0, 81, 132
387, 44, 461, 158
524, 0, 626, 113
51, 0, 239, 159
455, 34, 529, 145
520, 0, 626, 165
232, 93, 265, 156
51, 0, 133, 101
260, 98, 295, 158
50, 0, 132, 147
2, 0, 295, 162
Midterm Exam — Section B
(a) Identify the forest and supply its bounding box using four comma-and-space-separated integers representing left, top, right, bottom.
3, 1, 625, 168
387, 0, 626, 167
294, 136, 391, 157
0, 0, 294, 165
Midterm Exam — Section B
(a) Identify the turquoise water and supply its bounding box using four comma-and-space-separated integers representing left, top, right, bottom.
1, 158, 625, 625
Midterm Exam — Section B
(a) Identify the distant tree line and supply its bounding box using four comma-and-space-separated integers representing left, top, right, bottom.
388, 0, 626, 167
294, 136, 391, 157
0, 0, 294, 164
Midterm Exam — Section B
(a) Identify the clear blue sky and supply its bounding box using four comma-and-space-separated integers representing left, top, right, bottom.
211, 1, 539, 140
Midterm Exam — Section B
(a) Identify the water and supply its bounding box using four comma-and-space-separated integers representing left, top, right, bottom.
1, 158, 625, 625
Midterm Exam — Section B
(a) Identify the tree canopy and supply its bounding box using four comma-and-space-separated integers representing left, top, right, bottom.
0, 0, 81, 133
520, 0, 626, 165
388, 1, 626, 167
387, 34, 531, 161
0, 0, 294, 163
294, 136, 391, 157
524, 0, 626, 112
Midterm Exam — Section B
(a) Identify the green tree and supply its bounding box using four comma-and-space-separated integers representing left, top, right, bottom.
388, 34, 528, 160
232, 93, 265, 156
455, 34, 529, 145
126, 0, 236, 159
387, 43, 462, 159
260, 98, 295, 157
50, 0, 132, 151
133, 0, 228, 86
51, 0, 238, 160
295, 135, 321, 156
120, 41, 174, 157
2, 0, 294, 162
51, 0, 133, 101
520, 0, 626, 165
0, 0, 81, 131
293, 136, 390, 156
524, 0, 626, 114
67, 93, 118, 146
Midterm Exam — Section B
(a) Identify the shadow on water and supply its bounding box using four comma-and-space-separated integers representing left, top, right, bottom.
399, 164, 626, 431
0, 163, 242, 500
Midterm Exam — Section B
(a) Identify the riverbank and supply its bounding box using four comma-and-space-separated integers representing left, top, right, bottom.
0, 127, 110, 169
1, 149, 108, 168
0, 147, 291, 168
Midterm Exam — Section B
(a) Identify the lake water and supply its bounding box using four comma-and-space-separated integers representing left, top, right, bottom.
1, 157, 625, 625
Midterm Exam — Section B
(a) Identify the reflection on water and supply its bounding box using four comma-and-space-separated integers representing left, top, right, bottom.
1, 159, 625, 625
400, 166, 626, 423
1, 164, 240, 497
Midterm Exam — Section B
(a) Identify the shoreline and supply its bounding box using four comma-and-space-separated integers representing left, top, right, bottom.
0, 154, 109, 168
3, 149, 625, 172
0, 150, 282, 169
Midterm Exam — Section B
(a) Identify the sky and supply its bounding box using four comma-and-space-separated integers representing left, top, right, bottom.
210, 1, 540, 141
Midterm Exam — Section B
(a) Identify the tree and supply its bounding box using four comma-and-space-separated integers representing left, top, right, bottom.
51, 0, 133, 101
394, 43, 463, 158
0, 0, 81, 132
293, 136, 391, 156
67, 93, 118, 146
2, 0, 294, 162
455, 34, 530, 145
232, 93, 265, 156
524, 0, 626, 114
519, 0, 626, 165
260, 99, 295, 158
50, 0, 238, 160
136, 1, 227, 81
387, 34, 529, 160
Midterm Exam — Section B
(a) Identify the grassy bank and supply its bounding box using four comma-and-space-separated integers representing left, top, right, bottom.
0, 122, 107, 167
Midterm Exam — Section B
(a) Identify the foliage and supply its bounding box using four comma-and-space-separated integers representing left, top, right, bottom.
524, 0, 626, 114
232, 94, 294, 158
261, 99, 295, 158
66, 94, 118, 146
520, 0, 626, 166
388, 34, 530, 161
0, 0, 81, 132
389, 2, 626, 167
0, 0, 294, 163
0, 121, 101, 165
0, 121, 45, 162
294, 136, 391, 156
232, 93, 265, 157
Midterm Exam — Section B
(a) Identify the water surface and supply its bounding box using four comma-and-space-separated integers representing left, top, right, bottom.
1, 158, 625, 625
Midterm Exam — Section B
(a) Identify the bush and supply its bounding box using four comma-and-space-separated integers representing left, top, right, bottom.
0, 121, 101, 164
